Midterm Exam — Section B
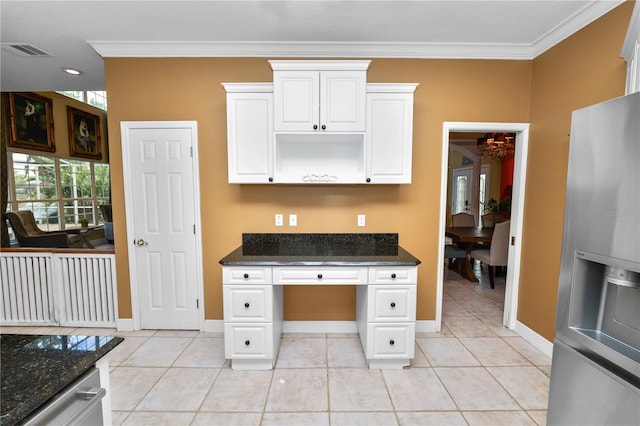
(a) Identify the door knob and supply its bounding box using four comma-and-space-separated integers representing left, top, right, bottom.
134, 238, 148, 246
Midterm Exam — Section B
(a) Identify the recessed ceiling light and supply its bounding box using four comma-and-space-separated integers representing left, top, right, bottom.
61, 67, 83, 75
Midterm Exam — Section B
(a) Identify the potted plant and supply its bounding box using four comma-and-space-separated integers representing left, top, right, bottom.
79, 218, 89, 228
486, 197, 511, 222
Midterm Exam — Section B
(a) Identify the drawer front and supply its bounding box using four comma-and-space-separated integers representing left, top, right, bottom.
224, 286, 272, 322
368, 267, 417, 284
369, 285, 416, 322
273, 266, 367, 285
224, 323, 273, 358
223, 266, 272, 284
367, 323, 415, 358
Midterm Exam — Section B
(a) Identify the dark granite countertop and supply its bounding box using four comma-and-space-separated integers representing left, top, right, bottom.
0, 334, 123, 426
219, 233, 420, 266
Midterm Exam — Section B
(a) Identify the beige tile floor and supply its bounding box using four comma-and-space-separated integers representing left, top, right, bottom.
2, 265, 551, 425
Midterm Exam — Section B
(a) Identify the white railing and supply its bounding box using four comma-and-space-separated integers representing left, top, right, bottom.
0, 251, 118, 327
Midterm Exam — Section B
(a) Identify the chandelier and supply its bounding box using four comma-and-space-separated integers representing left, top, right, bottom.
477, 133, 515, 160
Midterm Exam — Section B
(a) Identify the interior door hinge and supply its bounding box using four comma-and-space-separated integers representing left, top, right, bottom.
511, 236, 516, 246
196, 299, 199, 309
190, 146, 193, 157
193, 224, 196, 234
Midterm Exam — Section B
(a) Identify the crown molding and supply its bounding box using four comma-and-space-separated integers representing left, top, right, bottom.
89, 40, 537, 60
531, 0, 625, 57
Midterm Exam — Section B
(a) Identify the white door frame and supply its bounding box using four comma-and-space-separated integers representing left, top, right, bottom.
121, 121, 205, 331
436, 122, 530, 331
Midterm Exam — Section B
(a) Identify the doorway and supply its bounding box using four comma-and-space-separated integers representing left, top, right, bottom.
121, 121, 204, 330
437, 122, 530, 331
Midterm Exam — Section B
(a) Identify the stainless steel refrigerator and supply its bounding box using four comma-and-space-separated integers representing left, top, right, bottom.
547, 91, 640, 425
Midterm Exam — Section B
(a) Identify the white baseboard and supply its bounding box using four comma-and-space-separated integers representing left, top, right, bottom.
514, 320, 554, 358
416, 320, 437, 333
204, 320, 224, 333
282, 321, 358, 334
115, 318, 134, 331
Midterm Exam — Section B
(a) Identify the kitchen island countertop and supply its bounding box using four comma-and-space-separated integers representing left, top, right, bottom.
0, 333, 123, 426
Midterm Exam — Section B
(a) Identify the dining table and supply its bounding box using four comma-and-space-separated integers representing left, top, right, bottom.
445, 226, 494, 282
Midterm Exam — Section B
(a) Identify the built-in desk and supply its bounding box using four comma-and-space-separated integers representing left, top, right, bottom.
219, 233, 421, 370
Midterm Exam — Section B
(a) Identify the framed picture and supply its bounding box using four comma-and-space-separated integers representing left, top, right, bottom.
8, 92, 56, 152
67, 106, 102, 160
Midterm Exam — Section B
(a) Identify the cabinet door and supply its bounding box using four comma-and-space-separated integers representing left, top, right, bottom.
274, 71, 319, 132
321, 71, 366, 132
226, 92, 274, 183
366, 93, 414, 183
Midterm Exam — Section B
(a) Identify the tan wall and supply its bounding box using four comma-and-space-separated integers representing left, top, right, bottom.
105, 58, 532, 321
5, 92, 109, 162
104, 1, 634, 339
519, 1, 633, 340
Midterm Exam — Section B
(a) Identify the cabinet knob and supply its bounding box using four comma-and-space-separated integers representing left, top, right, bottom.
317, 273, 323, 279
268, 177, 274, 182
390, 302, 396, 308
245, 340, 251, 346
243, 273, 249, 279
244, 302, 250, 308
366, 178, 371, 183
391, 273, 397, 279
321, 124, 326, 130
313, 124, 318, 130
389, 339, 395, 346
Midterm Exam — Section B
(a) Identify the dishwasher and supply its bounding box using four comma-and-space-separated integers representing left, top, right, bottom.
22, 367, 105, 425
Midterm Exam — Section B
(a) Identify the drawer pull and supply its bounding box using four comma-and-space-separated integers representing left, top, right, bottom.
391, 273, 397, 279
317, 273, 323, 279
389, 339, 395, 346
390, 302, 396, 308
245, 340, 251, 346
243, 273, 249, 279
244, 302, 250, 308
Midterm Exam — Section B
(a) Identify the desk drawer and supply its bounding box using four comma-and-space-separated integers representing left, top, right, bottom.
224, 323, 273, 358
368, 267, 417, 284
224, 286, 272, 322
367, 323, 415, 358
368, 285, 416, 322
223, 266, 272, 284
273, 266, 367, 285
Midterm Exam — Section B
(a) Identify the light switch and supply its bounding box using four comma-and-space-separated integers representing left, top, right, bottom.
275, 214, 283, 227
289, 214, 297, 226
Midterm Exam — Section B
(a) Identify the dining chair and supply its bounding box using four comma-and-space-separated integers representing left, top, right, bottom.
444, 243, 467, 271
451, 212, 476, 227
469, 220, 510, 288
481, 213, 494, 228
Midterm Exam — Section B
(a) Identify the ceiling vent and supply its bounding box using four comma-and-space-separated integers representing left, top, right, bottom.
1, 43, 52, 57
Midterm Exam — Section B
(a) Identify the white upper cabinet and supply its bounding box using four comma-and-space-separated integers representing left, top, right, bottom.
271, 60, 369, 132
223, 83, 274, 183
366, 84, 418, 184
222, 61, 417, 184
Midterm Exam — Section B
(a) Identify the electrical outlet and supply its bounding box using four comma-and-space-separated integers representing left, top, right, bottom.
357, 214, 366, 227
289, 214, 297, 226
275, 214, 283, 227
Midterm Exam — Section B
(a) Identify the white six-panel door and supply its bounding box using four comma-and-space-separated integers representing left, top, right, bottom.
121, 121, 202, 330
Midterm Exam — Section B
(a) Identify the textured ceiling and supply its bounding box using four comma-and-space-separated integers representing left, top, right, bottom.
0, 1, 626, 91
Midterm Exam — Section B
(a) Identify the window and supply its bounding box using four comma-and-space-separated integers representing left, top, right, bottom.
10, 154, 60, 231
57, 91, 107, 110
7, 153, 110, 233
